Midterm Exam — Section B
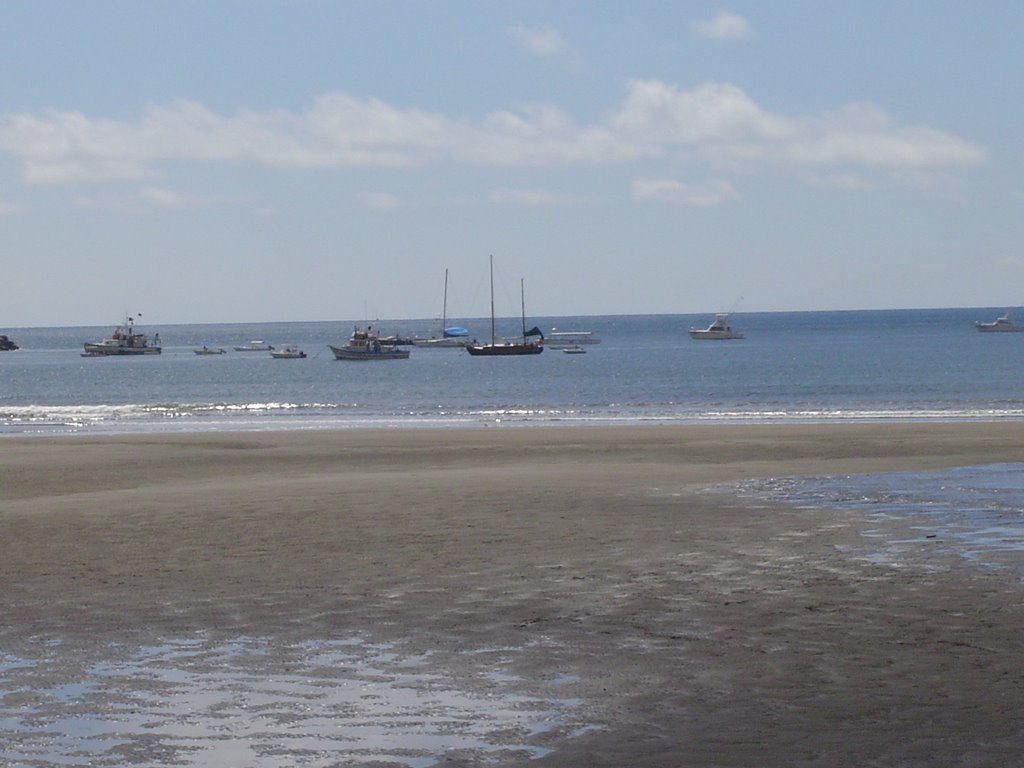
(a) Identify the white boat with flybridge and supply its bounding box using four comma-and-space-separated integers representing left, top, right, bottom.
329, 326, 411, 360
975, 311, 1024, 332
688, 313, 744, 340
545, 330, 600, 347
82, 314, 162, 356
465, 255, 544, 356
413, 268, 471, 347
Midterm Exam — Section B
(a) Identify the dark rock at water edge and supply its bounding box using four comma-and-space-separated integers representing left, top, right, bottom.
0, 335, 19, 351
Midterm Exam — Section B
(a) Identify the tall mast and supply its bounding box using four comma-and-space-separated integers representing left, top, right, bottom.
520, 278, 526, 340
442, 268, 448, 333
489, 254, 495, 345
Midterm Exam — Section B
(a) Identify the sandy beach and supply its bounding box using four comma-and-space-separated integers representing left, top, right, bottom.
3, 422, 1024, 766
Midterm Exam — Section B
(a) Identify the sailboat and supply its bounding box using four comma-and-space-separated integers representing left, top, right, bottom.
465, 255, 544, 356
413, 268, 470, 347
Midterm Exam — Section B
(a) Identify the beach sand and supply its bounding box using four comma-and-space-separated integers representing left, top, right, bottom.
3, 423, 1024, 766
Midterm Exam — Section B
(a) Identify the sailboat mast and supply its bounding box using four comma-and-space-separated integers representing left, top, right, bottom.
489, 254, 496, 345
520, 278, 526, 340
441, 268, 448, 333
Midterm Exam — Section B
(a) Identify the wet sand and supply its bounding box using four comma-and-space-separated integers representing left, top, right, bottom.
3, 423, 1024, 766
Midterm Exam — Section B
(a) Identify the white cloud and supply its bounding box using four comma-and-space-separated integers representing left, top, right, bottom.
358, 191, 400, 210
0, 81, 985, 191
0, 198, 24, 215
632, 178, 738, 207
507, 24, 568, 56
139, 186, 190, 207
691, 11, 753, 41
612, 80, 794, 145
611, 80, 985, 176
490, 188, 584, 206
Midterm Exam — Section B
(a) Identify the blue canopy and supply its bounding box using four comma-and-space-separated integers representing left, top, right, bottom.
443, 326, 470, 337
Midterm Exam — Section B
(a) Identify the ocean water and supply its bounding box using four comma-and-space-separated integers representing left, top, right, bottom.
2, 307, 1023, 435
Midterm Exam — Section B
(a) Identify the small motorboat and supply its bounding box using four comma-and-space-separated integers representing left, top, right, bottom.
562, 345, 587, 354
270, 345, 307, 359
194, 345, 226, 355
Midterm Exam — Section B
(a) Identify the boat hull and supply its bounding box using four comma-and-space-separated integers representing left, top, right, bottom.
688, 330, 744, 340
975, 323, 1023, 333
82, 344, 161, 356
465, 343, 543, 356
412, 337, 467, 347
329, 344, 410, 360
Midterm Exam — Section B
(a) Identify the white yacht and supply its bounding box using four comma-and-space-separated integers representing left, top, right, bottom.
688, 313, 744, 340
975, 312, 1024, 332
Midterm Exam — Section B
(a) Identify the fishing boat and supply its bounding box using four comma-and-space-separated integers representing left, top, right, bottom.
234, 340, 274, 351
975, 311, 1024, 332
688, 313, 744, 340
270, 345, 307, 359
83, 315, 162, 356
465, 256, 544, 357
329, 326, 410, 360
413, 268, 470, 347
194, 345, 226, 355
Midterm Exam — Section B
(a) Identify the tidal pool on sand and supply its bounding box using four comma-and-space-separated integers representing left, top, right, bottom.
0, 636, 584, 767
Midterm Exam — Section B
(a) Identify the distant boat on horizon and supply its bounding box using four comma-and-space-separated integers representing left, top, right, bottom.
689, 313, 744, 340
82, 314, 162, 356
975, 311, 1024, 332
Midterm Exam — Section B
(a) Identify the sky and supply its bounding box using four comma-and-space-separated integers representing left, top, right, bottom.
1, 1, 1022, 327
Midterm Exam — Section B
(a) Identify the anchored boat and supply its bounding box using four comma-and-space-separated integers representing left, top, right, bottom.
83, 315, 162, 356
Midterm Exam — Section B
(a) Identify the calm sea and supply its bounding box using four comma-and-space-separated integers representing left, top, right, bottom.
2, 307, 1023, 436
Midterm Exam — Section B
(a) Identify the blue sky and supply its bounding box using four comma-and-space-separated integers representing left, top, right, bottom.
1, 1, 1021, 326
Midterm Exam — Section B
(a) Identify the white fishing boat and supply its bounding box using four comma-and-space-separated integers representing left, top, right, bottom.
975, 311, 1024, 332
83, 315, 162, 356
270, 345, 307, 359
545, 330, 600, 347
689, 313, 744, 340
329, 326, 410, 360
